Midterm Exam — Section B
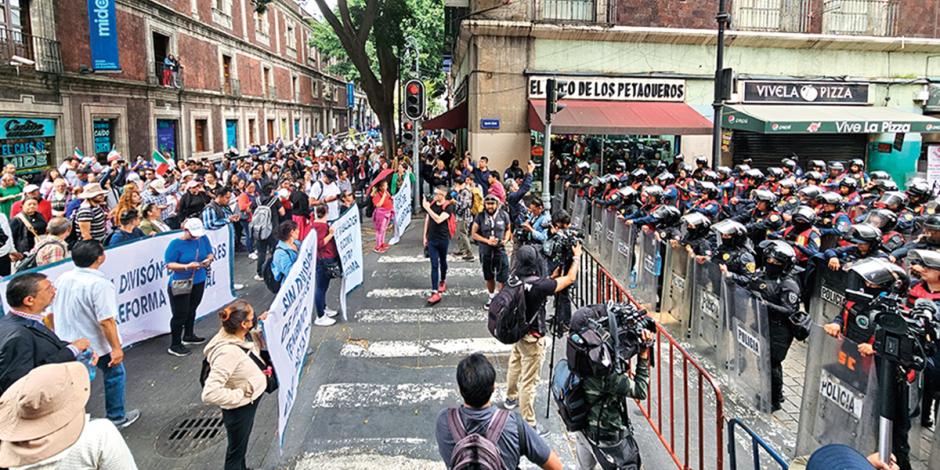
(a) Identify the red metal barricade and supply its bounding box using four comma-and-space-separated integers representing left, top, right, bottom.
578, 252, 726, 470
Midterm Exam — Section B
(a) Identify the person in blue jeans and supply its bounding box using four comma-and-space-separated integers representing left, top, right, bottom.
423, 186, 455, 305
271, 220, 300, 284
310, 206, 339, 327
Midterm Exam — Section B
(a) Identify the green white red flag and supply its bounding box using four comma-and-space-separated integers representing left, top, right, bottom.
152, 150, 175, 175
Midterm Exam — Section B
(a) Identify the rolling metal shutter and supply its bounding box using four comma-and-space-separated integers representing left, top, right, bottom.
731, 131, 869, 170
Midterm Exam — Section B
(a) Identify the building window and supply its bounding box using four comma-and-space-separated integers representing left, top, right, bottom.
822, 0, 899, 36
248, 118, 256, 144
222, 54, 233, 94
540, 0, 595, 22
286, 21, 296, 50
255, 10, 270, 40
292, 75, 298, 101
225, 119, 238, 150
212, 0, 233, 29
266, 119, 275, 141
194, 119, 209, 153
0, 0, 25, 35
92, 118, 116, 158
262, 66, 274, 99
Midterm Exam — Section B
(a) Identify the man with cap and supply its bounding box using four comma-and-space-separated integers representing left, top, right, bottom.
0, 362, 138, 469
309, 169, 341, 223
142, 178, 178, 228
52, 240, 140, 429
72, 183, 109, 243
10, 185, 51, 222
472, 194, 512, 309
0, 273, 91, 394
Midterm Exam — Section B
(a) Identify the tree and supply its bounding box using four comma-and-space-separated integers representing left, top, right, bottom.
309, 0, 444, 159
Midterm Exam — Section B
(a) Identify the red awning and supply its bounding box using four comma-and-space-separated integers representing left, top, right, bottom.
423, 101, 468, 130
528, 99, 712, 135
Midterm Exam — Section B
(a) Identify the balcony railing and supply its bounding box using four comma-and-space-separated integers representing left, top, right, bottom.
822, 0, 899, 36
732, 0, 813, 33
0, 28, 62, 74
231, 78, 241, 97
153, 61, 184, 88
267, 86, 277, 100
539, 0, 595, 22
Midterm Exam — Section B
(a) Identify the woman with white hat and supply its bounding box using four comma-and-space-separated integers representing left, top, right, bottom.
0, 362, 137, 469
164, 218, 214, 357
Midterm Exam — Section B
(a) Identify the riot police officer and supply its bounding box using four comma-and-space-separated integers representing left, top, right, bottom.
723, 240, 807, 412
891, 214, 940, 261
822, 223, 886, 271
734, 189, 783, 248
859, 208, 906, 253
707, 220, 756, 275
906, 249, 940, 430
670, 212, 712, 256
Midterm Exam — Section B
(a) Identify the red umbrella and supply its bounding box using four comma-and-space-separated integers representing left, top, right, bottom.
365, 168, 395, 195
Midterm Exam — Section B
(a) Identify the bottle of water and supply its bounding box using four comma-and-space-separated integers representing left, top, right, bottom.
77, 349, 97, 381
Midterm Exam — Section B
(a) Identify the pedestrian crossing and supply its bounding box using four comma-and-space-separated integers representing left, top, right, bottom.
292, 243, 578, 468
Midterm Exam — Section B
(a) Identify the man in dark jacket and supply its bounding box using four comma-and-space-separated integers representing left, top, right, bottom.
0, 273, 91, 394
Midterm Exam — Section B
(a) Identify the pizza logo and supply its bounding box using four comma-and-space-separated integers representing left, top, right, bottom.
799, 85, 819, 102
771, 123, 779, 130
728, 115, 736, 123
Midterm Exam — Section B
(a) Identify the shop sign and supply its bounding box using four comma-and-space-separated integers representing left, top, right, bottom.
93, 119, 113, 154
0, 117, 55, 174
741, 80, 869, 105
528, 76, 685, 102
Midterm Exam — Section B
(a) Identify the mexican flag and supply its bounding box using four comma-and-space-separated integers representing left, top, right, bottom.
72, 148, 85, 160
107, 146, 122, 162
152, 150, 175, 176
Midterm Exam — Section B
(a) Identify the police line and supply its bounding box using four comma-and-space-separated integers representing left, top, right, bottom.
568, 195, 929, 461
0, 227, 236, 347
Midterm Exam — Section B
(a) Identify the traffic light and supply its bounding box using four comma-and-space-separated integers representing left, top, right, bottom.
402, 120, 415, 147
404, 80, 426, 121
545, 78, 568, 123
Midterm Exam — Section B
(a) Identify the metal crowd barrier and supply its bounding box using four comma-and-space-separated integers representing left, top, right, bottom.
728, 418, 789, 470
571, 251, 726, 470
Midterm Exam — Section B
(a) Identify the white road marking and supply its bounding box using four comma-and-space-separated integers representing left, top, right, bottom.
312, 383, 506, 408
341, 338, 512, 358
293, 452, 444, 470
356, 307, 485, 323
366, 288, 488, 298
373, 267, 479, 278
378, 255, 477, 264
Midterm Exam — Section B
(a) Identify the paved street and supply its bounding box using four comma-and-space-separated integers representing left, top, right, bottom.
84, 218, 676, 469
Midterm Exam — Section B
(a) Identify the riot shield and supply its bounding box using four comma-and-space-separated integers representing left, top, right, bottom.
588, 203, 604, 252
571, 197, 587, 231
930, 414, 940, 469
723, 281, 774, 413
566, 187, 576, 212
600, 209, 615, 262
611, 222, 635, 284
807, 263, 857, 326
632, 230, 663, 308
552, 185, 564, 213
660, 244, 694, 340
689, 261, 730, 367
795, 327, 879, 457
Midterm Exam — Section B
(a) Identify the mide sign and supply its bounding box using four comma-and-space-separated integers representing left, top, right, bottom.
741, 80, 870, 105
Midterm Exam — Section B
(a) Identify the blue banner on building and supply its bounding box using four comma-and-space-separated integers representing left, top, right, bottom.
347, 83, 355, 109
87, 0, 120, 71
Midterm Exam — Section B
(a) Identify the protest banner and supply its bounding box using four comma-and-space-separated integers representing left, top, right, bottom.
332, 208, 363, 321
388, 176, 413, 245
263, 230, 317, 446
0, 227, 235, 347
928, 145, 940, 193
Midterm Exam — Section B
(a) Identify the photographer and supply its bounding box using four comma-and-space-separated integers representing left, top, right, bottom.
905, 249, 940, 429
723, 240, 808, 412
569, 304, 654, 470
543, 210, 582, 328
472, 195, 512, 309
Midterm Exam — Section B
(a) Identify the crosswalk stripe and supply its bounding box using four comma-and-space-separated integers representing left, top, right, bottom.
341, 338, 512, 358
374, 267, 479, 278
313, 383, 506, 408
366, 288, 488, 298
356, 307, 485, 323
378, 255, 477, 264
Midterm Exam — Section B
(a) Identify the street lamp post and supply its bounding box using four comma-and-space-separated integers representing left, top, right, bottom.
711, 0, 730, 169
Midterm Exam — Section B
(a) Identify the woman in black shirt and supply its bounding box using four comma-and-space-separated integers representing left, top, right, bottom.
423, 186, 455, 305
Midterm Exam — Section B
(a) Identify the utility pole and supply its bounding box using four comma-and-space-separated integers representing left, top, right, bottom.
711, 0, 730, 169
542, 78, 567, 210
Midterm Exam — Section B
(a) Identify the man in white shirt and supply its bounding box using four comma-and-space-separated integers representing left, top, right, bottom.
309, 169, 341, 222
51, 240, 140, 429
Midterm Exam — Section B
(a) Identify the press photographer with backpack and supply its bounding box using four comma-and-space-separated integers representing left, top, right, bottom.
435, 353, 563, 470
497, 243, 581, 434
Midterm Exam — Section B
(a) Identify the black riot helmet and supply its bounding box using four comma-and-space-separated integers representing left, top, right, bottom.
743, 169, 765, 184
827, 161, 845, 173
781, 158, 797, 172
617, 186, 638, 205
734, 164, 751, 174
711, 219, 748, 248
906, 180, 930, 202
614, 160, 627, 173
641, 184, 664, 203
872, 179, 899, 194
869, 171, 891, 182
849, 158, 864, 171
695, 155, 708, 166
861, 208, 898, 232
759, 240, 797, 273
698, 181, 719, 200
651, 205, 682, 227
839, 177, 859, 192
680, 212, 712, 240
792, 205, 817, 225
752, 189, 778, 204
797, 185, 823, 201
809, 160, 827, 172
766, 167, 785, 180
908, 249, 940, 270
875, 191, 909, 212
803, 171, 824, 184
656, 171, 676, 186
701, 170, 719, 183
816, 192, 844, 209
846, 223, 882, 253
924, 214, 940, 232
717, 166, 732, 179
631, 168, 649, 182
849, 258, 909, 295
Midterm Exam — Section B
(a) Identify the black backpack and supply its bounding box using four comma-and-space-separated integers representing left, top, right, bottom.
15, 240, 61, 273
487, 275, 539, 344
551, 359, 590, 432
261, 247, 286, 294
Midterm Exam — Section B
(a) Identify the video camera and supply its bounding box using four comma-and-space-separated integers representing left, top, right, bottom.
543, 227, 583, 269
845, 289, 940, 371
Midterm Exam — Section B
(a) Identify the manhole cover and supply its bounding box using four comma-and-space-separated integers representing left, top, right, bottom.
155, 405, 226, 458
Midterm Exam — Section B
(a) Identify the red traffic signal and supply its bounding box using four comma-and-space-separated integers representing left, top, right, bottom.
404, 79, 426, 121
403, 121, 414, 131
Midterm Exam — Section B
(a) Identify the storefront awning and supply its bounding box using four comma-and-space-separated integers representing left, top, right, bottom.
528, 100, 712, 135
423, 101, 467, 130
722, 105, 940, 134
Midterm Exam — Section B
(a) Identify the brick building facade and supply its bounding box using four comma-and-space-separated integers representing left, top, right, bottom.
0, 0, 352, 177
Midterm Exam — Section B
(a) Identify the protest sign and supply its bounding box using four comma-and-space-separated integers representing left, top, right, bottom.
263, 230, 317, 446
928, 145, 940, 193
0, 227, 235, 347
389, 176, 413, 245
332, 208, 363, 320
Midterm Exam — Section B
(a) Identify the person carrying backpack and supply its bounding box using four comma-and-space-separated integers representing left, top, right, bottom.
252, 183, 285, 282
501, 243, 580, 435
435, 353, 563, 470
566, 304, 653, 470
264, 220, 299, 294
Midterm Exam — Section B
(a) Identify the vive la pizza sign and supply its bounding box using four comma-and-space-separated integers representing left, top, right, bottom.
528, 76, 686, 102
742, 80, 870, 105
